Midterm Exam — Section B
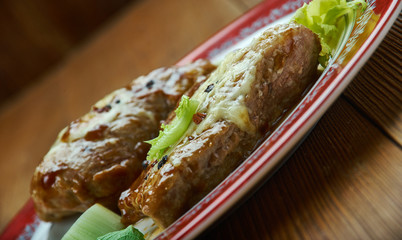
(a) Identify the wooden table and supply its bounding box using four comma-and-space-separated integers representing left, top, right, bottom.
0, 0, 401, 239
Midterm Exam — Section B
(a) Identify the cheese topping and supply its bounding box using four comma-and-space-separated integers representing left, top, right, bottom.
160, 46, 265, 168
189, 46, 263, 136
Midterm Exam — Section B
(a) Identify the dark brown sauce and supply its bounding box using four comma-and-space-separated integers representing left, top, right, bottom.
41, 169, 64, 189
125, 84, 132, 90
61, 119, 81, 142
192, 112, 206, 124
93, 105, 112, 113
84, 124, 108, 141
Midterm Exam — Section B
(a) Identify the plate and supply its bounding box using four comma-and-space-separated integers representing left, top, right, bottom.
1, 0, 401, 239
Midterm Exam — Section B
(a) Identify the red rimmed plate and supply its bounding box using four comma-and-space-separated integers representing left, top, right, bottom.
1, 0, 401, 239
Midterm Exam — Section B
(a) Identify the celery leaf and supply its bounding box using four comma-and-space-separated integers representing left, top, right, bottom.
145, 95, 199, 162
292, 0, 367, 66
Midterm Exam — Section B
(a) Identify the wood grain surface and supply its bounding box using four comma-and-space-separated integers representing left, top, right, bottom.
0, 0, 401, 239
0, 0, 134, 104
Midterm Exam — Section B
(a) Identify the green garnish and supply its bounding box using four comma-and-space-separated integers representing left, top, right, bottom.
62, 204, 124, 240
97, 225, 145, 240
145, 95, 199, 161
292, 0, 367, 66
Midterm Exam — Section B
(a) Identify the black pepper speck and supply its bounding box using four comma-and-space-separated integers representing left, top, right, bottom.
205, 84, 214, 93
158, 155, 168, 169
142, 160, 149, 170
146, 80, 155, 89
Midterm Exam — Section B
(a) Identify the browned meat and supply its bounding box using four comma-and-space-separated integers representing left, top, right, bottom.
118, 23, 321, 228
30, 60, 216, 221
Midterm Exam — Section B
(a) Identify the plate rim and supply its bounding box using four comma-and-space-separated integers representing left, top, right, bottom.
1, 0, 400, 239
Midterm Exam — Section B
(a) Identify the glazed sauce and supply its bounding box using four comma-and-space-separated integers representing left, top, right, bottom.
41, 169, 64, 189
84, 124, 108, 141
93, 104, 112, 113
192, 112, 206, 124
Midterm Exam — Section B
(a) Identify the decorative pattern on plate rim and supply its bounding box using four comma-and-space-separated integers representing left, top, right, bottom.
207, 0, 309, 59
16, 216, 41, 240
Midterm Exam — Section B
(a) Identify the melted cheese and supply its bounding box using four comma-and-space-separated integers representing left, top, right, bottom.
162, 46, 264, 168
190, 47, 262, 136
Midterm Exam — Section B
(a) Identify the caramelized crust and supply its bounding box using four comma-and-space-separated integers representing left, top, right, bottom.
31, 60, 216, 221
119, 23, 321, 228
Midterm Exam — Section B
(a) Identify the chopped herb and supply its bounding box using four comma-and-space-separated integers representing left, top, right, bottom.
97, 225, 144, 240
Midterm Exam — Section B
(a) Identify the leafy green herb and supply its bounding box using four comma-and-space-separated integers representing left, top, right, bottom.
97, 225, 145, 240
145, 95, 199, 161
292, 0, 367, 66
